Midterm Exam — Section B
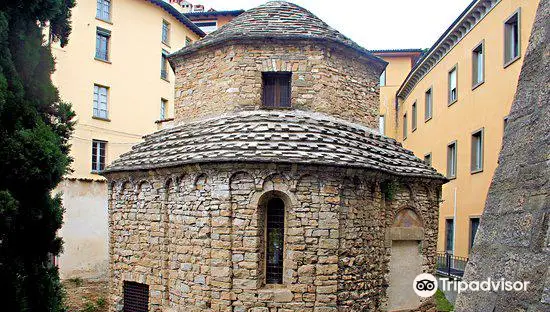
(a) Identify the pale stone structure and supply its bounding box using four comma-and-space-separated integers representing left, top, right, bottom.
104, 2, 446, 311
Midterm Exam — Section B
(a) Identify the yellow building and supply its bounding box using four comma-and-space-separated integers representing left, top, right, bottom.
373, 49, 423, 138
389, 0, 540, 258
50, 0, 203, 279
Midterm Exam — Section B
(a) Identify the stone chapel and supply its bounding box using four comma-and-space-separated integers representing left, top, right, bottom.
103, 2, 446, 311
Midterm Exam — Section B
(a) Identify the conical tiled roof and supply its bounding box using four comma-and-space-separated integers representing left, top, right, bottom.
104, 110, 445, 181
171, 1, 385, 66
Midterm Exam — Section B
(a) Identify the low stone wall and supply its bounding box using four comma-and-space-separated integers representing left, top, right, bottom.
106, 163, 440, 311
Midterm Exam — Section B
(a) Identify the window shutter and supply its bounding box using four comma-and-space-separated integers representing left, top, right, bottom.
263, 77, 275, 107
279, 76, 291, 107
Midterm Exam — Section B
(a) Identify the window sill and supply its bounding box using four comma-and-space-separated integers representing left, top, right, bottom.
448, 99, 458, 107
91, 170, 104, 175
412, 127, 417, 133
155, 118, 174, 124
470, 168, 483, 175
161, 77, 170, 83
472, 80, 484, 91
94, 57, 111, 64
261, 106, 293, 110
92, 116, 111, 122
447, 175, 456, 180
425, 116, 432, 123
96, 17, 113, 25
162, 41, 171, 48
504, 55, 521, 69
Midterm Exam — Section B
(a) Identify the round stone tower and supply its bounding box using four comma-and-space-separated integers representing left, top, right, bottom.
104, 2, 446, 312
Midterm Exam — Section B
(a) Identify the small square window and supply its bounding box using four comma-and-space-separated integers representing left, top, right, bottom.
93, 84, 109, 119
91, 140, 107, 172
448, 66, 458, 104
162, 20, 170, 44
471, 129, 484, 173
380, 70, 386, 87
472, 42, 484, 87
262, 72, 291, 108
412, 102, 417, 131
96, 0, 111, 22
123, 281, 149, 312
424, 153, 432, 166
425, 88, 433, 121
447, 141, 457, 179
504, 10, 521, 66
95, 28, 111, 61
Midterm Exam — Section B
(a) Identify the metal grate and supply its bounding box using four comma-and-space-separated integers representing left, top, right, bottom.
266, 197, 285, 284
123, 281, 149, 312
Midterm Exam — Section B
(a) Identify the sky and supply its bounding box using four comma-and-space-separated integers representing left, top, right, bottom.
190, 0, 473, 50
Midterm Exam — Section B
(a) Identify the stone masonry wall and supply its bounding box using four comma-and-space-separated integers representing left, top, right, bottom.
172, 41, 381, 128
107, 163, 440, 312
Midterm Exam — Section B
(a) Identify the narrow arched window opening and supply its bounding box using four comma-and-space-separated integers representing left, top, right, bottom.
266, 197, 284, 284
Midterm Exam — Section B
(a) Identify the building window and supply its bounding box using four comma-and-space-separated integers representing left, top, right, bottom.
424, 153, 432, 166
448, 66, 457, 104
95, 28, 110, 61
161, 50, 169, 80
471, 129, 484, 173
262, 72, 291, 108
93, 85, 108, 119
504, 10, 520, 66
266, 197, 285, 284
123, 281, 149, 312
379, 115, 385, 135
447, 141, 457, 179
402, 113, 407, 139
160, 98, 167, 120
161, 20, 170, 44
185, 37, 192, 46
425, 87, 433, 121
96, 0, 111, 22
469, 217, 480, 252
194, 21, 217, 33
472, 42, 484, 87
380, 70, 386, 87
445, 218, 454, 253
91, 140, 107, 172
411, 102, 417, 131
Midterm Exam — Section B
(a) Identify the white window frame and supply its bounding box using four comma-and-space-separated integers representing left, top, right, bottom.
425, 87, 433, 121
379, 115, 385, 135
91, 140, 107, 173
471, 128, 484, 173
504, 9, 521, 67
96, 0, 111, 22
448, 65, 458, 105
162, 20, 170, 45
93, 84, 109, 119
472, 41, 485, 88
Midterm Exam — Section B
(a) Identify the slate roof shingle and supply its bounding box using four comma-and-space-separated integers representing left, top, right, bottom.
170, 1, 386, 69
104, 110, 446, 181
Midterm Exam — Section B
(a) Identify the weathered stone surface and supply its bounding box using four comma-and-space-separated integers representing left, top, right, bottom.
105, 163, 442, 311
454, 1, 550, 311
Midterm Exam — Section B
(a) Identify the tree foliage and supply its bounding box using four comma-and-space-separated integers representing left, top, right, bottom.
0, 0, 75, 310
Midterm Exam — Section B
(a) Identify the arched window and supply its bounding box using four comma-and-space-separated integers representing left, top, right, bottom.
266, 197, 285, 284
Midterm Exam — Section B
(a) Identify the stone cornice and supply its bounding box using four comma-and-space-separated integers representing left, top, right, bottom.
397, 0, 500, 101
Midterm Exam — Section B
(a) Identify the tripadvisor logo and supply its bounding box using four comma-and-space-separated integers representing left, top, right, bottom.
413, 273, 438, 297
413, 273, 531, 297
